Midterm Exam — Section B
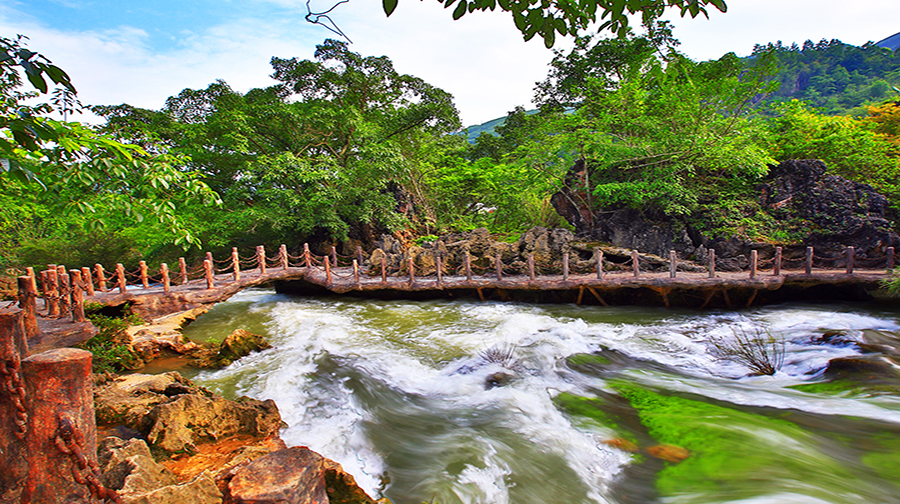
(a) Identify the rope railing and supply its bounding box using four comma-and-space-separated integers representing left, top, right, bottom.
18, 244, 896, 327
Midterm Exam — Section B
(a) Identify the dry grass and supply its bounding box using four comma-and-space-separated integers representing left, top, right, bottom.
711, 327, 786, 376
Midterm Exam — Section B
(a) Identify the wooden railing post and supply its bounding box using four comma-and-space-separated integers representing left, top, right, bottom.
436, 255, 443, 286
562, 252, 569, 281
496, 254, 504, 280
138, 260, 149, 288
633, 250, 640, 278
26, 267, 37, 294
381, 256, 387, 283
80, 267, 95, 297
528, 254, 536, 280
805, 246, 813, 275
69, 269, 85, 323
206, 251, 214, 269
94, 263, 107, 293
596, 250, 604, 280
774, 246, 782, 276
204, 259, 214, 289
888, 247, 895, 272
17, 276, 38, 339
845, 246, 854, 274
669, 250, 677, 278
179, 257, 188, 284
40, 270, 53, 316
750, 250, 758, 279
408, 257, 415, 285
357, 246, 364, 269
161, 263, 171, 293
232, 247, 241, 282
58, 267, 71, 316
708, 250, 715, 278
257, 245, 267, 275
352, 259, 360, 286
116, 263, 127, 294
280, 244, 289, 270
465, 253, 472, 281
303, 243, 311, 269
331, 246, 338, 269
325, 255, 332, 285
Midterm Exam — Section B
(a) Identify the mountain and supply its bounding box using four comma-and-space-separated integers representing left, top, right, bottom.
877, 32, 900, 52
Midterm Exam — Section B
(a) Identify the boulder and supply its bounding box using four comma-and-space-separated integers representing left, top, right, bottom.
217, 329, 272, 365
224, 447, 328, 504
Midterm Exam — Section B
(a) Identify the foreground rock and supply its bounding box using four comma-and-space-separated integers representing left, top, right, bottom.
95, 373, 388, 503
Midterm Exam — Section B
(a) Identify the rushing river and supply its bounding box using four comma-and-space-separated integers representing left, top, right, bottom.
183, 289, 900, 504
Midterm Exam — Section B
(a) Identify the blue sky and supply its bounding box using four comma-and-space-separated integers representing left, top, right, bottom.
3, 0, 899, 126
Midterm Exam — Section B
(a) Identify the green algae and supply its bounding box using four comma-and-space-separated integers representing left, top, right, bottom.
566, 353, 611, 367
553, 392, 636, 443
607, 380, 861, 503
861, 435, 900, 488
789, 380, 900, 396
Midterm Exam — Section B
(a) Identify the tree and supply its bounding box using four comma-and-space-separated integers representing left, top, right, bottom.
0, 35, 221, 253
381, 0, 727, 47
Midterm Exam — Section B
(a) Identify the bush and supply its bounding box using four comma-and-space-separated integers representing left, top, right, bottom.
710, 327, 786, 376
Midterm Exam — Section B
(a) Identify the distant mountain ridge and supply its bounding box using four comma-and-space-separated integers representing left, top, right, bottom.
877, 32, 900, 51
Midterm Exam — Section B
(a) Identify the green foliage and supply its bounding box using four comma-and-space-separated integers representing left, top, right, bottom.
881, 268, 900, 297
383, 0, 726, 48
80, 313, 143, 373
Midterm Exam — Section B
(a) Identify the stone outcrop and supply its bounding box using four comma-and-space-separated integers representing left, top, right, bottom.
551, 159, 900, 271
94, 372, 282, 456
366, 226, 701, 276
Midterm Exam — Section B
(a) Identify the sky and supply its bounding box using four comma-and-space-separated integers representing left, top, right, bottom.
1, 0, 898, 127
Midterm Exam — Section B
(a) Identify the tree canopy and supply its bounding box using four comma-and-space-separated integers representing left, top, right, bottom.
381, 0, 727, 47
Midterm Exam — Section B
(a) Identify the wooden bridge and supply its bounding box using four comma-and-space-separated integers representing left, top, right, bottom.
10, 243, 897, 351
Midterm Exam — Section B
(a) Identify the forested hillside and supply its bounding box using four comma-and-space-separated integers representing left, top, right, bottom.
2, 26, 900, 273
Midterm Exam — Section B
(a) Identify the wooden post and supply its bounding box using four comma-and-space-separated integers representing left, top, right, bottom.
596, 250, 604, 280
633, 250, 640, 278
352, 259, 360, 286
116, 263, 127, 293
528, 254, 535, 280
17, 276, 38, 340
708, 250, 716, 278
408, 257, 415, 284
381, 256, 387, 283
331, 246, 338, 268
22, 348, 102, 503
179, 257, 188, 284
888, 247, 895, 272
496, 254, 503, 280
44, 268, 57, 316
562, 252, 569, 281
436, 255, 443, 286
39, 270, 50, 315
204, 259, 214, 289
94, 263, 107, 292
303, 243, 311, 269
805, 246, 813, 275
138, 260, 149, 288
69, 269, 85, 323
58, 268, 70, 316
750, 250, 758, 279
846, 246, 854, 274
232, 247, 241, 282
80, 267, 95, 297
161, 263, 171, 293
280, 244, 289, 270
465, 253, 472, 281
357, 246, 365, 269
257, 245, 267, 275
26, 267, 38, 294
774, 247, 782, 276
325, 255, 332, 285
206, 251, 214, 270
669, 250, 677, 278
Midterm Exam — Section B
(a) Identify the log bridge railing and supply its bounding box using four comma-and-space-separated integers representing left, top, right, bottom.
11, 244, 898, 329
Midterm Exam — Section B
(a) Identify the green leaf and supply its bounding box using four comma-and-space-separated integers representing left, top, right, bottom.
383, 0, 398, 16
452, 0, 468, 19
